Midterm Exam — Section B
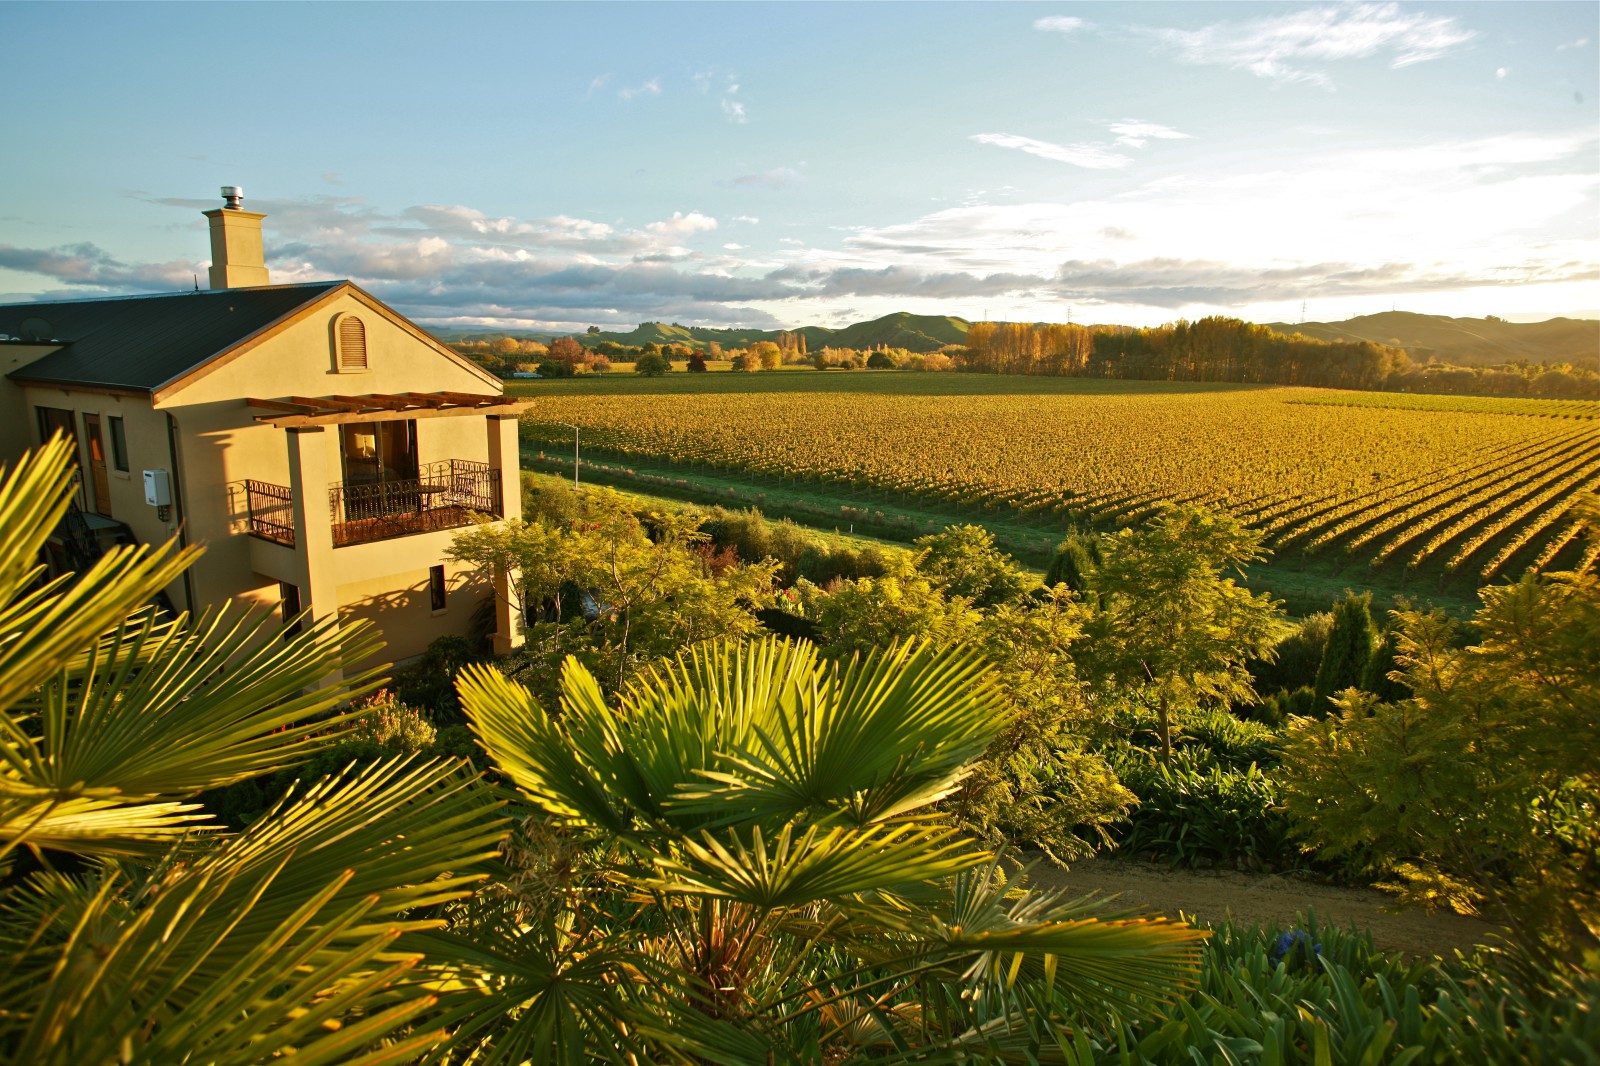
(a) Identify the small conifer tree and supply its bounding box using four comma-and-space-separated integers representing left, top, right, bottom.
1314, 590, 1378, 705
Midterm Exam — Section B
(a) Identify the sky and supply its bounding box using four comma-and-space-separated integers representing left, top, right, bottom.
1, 1, 1596, 332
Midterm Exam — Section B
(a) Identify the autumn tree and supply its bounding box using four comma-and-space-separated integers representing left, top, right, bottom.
546, 335, 589, 372
751, 340, 782, 370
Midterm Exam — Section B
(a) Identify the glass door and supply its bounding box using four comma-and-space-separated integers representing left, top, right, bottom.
82, 413, 112, 517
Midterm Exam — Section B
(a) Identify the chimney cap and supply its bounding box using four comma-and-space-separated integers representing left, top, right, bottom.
220, 185, 244, 210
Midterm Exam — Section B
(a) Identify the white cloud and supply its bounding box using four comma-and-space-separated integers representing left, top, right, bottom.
1107, 120, 1192, 148
722, 98, 748, 123
970, 133, 1132, 169
1149, 2, 1477, 86
1556, 37, 1590, 51
646, 211, 718, 236
1034, 16, 1088, 34
618, 78, 662, 101
588, 73, 613, 96
722, 243, 744, 250
1495, 66, 1509, 79
733, 215, 760, 224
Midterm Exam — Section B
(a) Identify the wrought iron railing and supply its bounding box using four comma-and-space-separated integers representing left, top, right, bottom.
244, 461, 501, 549
328, 459, 501, 547
244, 479, 295, 546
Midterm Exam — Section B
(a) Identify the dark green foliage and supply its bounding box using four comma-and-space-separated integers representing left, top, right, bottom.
1361, 625, 1409, 701
1045, 534, 1099, 594
865, 350, 897, 369
1314, 591, 1377, 705
1251, 611, 1332, 695
699, 506, 894, 586
1244, 685, 1318, 727
686, 352, 708, 372
393, 635, 486, 724
634, 351, 670, 376
1062, 917, 1600, 1064
1110, 750, 1297, 871
1179, 707, 1283, 769
536, 359, 575, 378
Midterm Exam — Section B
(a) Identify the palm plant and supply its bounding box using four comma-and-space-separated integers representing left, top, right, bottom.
0, 437, 508, 1063
447, 636, 1206, 1062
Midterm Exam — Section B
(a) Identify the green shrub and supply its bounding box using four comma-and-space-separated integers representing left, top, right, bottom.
1111, 749, 1298, 871
392, 635, 486, 723
1180, 707, 1283, 768
1250, 611, 1332, 695
1059, 917, 1600, 1064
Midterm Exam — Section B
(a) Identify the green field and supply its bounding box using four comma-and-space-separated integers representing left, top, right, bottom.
511, 372, 1600, 611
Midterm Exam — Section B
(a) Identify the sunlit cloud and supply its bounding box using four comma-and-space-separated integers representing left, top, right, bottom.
1034, 16, 1089, 35
1147, 2, 1477, 87
970, 133, 1132, 169
1106, 120, 1192, 148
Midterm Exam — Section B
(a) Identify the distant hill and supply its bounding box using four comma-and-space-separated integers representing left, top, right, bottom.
1264, 312, 1599, 367
433, 309, 1595, 366
573, 312, 971, 354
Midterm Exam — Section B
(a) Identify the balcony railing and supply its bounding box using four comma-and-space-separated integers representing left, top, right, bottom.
244, 460, 502, 549
245, 479, 296, 546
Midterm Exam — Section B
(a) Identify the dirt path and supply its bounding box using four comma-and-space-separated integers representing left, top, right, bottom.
1030, 857, 1501, 959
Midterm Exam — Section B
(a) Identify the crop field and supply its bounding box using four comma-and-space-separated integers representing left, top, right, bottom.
513, 374, 1600, 586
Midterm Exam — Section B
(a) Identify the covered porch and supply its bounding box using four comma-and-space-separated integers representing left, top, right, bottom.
242, 391, 522, 548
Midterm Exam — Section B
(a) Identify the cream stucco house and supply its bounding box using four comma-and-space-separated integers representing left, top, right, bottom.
0, 188, 524, 667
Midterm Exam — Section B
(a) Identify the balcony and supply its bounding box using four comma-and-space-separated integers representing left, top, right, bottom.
245, 459, 503, 549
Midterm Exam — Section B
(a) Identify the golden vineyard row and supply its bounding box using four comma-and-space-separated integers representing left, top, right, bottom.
520, 380, 1600, 582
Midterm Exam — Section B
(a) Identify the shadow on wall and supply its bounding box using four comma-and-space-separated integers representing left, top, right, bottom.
337, 567, 493, 668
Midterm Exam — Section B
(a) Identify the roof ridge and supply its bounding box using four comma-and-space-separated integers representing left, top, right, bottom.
0, 280, 346, 311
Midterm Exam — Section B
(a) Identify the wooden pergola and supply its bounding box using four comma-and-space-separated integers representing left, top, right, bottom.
247, 391, 525, 427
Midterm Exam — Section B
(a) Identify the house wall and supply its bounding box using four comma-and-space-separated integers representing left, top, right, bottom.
152, 288, 511, 658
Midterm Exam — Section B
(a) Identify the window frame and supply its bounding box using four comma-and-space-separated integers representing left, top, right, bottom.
108, 415, 129, 473
428, 564, 447, 614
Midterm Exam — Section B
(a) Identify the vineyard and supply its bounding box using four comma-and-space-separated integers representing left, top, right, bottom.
514, 374, 1600, 587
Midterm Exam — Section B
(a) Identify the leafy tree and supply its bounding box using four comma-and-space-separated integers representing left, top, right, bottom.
546, 335, 589, 371
800, 556, 980, 658
686, 351, 708, 372
1076, 506, 1289, 762
1281, 533, 1600, 971
866, 350, 897, 369
445, 637, 1204, 1059
0, 437, 507, 1060
634, 351, 670, 376
450, 489, 777, 693
751, 339, 782, 370
1314, 591, 1377, 705
949, 590, 1135, 860
914, 523, 1035, 608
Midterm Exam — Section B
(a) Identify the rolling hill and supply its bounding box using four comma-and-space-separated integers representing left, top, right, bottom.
1264, 312, 1599, 367
435, 309, 1595, 366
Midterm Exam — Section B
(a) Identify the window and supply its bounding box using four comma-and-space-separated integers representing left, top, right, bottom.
429, 565, 447, 612
336, 314, 368, 372
108, 416, 129, 472
280, 582, 303, 636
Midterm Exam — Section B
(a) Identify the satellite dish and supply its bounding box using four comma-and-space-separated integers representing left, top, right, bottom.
18, 317, 52, 342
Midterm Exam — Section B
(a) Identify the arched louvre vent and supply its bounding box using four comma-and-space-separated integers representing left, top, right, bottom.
338, 315, 368, 371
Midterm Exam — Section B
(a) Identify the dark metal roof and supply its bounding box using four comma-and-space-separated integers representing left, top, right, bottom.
1, 282, 345, 393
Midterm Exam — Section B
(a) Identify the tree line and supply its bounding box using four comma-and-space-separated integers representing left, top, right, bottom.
962, 317, 1600, 399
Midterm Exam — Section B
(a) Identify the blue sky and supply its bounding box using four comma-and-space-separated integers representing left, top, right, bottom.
1, 1, 1595, 331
